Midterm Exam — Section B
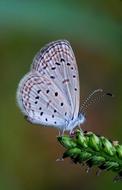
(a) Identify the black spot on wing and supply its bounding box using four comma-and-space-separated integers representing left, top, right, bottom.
46, 89, 50, 93
37, 90, 41, 93
61, 58, 65, 62
51, 67, 56, 70
55, 62, 60, 66
35, 96, 39, 99
55, 92, 58, 96
40, 112, 43, 116
50, 75, 55, 79
61, 102, 64, 106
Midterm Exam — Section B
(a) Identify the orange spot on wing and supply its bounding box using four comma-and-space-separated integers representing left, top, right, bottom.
62, 79, 69, 84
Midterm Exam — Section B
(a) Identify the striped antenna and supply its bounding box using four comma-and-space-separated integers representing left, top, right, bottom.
80, 89, 113, 116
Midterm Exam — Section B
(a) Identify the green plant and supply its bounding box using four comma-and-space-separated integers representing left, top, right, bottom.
57, 129, 122, 182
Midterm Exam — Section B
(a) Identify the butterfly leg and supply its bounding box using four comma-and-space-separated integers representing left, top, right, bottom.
61, 129, 65, 136
58, 129, 65, 136
78, 124, 83, 132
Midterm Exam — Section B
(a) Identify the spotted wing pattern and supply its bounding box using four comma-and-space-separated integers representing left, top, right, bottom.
17, 40, 80, 130
31, 40, 80, 118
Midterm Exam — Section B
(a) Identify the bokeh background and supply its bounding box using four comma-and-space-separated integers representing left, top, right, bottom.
0, 0, 121, 190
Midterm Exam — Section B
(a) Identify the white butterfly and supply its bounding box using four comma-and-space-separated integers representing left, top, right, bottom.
17, 40, 105, 133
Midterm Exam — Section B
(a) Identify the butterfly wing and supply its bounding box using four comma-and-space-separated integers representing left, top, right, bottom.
31, 40, 80, 119
17, 71, 74, 129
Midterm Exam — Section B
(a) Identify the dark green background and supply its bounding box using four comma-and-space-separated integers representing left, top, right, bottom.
0, 0, 121, 189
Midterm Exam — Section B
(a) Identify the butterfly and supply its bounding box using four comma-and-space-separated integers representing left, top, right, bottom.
16, 40, 106, 133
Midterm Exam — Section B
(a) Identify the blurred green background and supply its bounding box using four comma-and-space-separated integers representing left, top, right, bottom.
0, 0, 121, 189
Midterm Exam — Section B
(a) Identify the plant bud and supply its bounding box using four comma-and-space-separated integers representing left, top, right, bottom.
86, 132, 101, 151
87, 156, 105, 167
100, 136, 116, 156
57, 136, 77, 149
75, 129, 88, 148
63, 147, 81, 158
114, 144, 122, 159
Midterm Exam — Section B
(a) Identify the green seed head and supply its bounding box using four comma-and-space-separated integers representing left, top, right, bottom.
63, 147, 81, 158
114, 144, 122, 159
75, 129, 88, 148
87, 156, 105, 166
57, 136, 77, 149
57, 130, 122, 181
100, 136, 116, 156
86, 132, 101, 151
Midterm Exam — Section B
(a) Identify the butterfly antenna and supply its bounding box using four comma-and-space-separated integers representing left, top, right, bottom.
80, 89, 113, 116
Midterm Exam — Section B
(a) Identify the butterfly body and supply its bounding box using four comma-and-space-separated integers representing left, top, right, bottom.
17, 40, 85, 132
